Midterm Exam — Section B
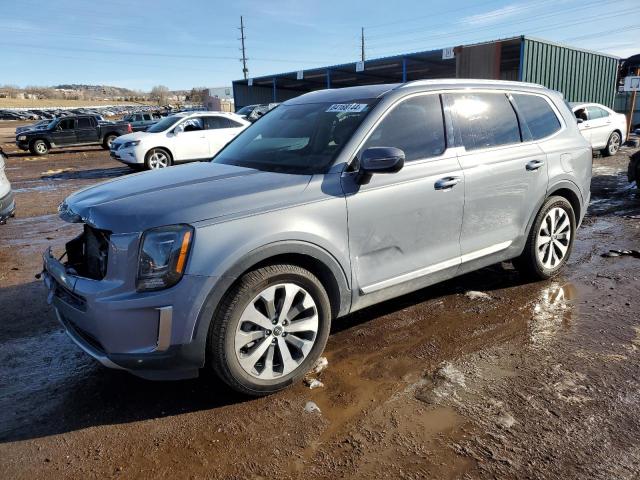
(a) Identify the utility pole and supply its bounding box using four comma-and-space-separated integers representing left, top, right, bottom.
239, 16, 248, 80
360, 27, 365, 62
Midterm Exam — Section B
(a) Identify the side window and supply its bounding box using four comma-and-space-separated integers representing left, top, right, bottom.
59, 118, 75, 130
135, 114, 143, 122
77, 117, 92, 128
143, 114, 152, 121
228, 119, 244, 128
512, 94, 561, 140
205, 116, 230, 129
449, 92, 521, 150
587, 106, 609, 119
176, 117, 204, 132
361, 94, 445, 161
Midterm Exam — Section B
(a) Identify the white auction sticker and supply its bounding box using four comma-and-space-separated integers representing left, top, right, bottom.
326, 103, 368, 113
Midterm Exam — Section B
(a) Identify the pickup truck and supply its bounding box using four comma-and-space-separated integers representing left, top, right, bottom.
122, 112, 162, 132
16, 115, 132, 155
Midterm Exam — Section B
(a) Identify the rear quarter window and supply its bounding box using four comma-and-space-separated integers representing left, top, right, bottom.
513, 94, 562, 140
448, 92, 521, 151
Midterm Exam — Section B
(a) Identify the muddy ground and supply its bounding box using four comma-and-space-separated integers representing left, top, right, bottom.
0, 122, 639, 479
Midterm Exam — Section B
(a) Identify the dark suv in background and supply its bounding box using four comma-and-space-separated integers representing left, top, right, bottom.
16, 115, 132, 155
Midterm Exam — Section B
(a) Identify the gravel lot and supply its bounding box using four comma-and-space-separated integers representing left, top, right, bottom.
0, 121, 639, 479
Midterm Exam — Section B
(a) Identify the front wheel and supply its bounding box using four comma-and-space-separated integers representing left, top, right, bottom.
30, 139, 49, 155
208, 264, 331, 396
602, 131, 621, 157
144, 148, 172, 170
514, 196, 576, 280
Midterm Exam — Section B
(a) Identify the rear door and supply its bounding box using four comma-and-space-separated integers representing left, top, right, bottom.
75, 116, 99, 144
204, 116, 245, 155
585, 106, 612, 149
343, 93, 464, 303
50, 117, 76, 146
446, 91, 548, 263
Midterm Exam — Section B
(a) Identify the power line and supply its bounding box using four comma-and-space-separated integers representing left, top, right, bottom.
367, 3, 630, 57
239, 16, 249, 80
367, 0, 611, 48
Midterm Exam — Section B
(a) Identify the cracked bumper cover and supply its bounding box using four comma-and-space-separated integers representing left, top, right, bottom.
41, 248, 213, 380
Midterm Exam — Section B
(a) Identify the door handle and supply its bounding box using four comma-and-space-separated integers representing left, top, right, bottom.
434, 176, 461, 190
526, 160, 545, 171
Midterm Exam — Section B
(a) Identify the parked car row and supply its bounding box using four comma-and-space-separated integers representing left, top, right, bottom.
0, 104, 185, 121
43, 80, 594, 395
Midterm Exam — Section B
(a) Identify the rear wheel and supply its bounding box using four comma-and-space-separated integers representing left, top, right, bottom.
102, 134, 117, 150
602, 131, 621, 157
144, 148, 172, 170
30, 139, 49, 155
514, 196, 576, 280
208, 264, 331, 396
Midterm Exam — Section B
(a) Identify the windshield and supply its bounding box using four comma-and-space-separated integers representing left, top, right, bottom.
213, 100, 377, 174
147, 115, 181, 133
236, 105, 255, 116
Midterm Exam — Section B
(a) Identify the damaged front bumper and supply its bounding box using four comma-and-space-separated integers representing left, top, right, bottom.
41, 235, 212, 380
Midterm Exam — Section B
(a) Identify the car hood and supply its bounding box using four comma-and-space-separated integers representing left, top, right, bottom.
112, 131, 149, 144
60, 162, 312, 233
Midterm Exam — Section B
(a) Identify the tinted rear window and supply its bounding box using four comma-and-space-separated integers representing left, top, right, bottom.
513, 94, 561, 140
448, 93, 521, 151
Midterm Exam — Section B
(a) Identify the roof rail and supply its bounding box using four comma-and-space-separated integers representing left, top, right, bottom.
399, 78, 546, 89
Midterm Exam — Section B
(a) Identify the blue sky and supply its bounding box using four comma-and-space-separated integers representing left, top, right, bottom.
1, 0, 637, 91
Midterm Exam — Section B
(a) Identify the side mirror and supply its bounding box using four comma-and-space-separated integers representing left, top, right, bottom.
356, 147, 405, 184
576, 118, 584, 124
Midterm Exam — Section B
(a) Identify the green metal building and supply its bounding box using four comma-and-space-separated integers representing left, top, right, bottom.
232, 35, 619, 109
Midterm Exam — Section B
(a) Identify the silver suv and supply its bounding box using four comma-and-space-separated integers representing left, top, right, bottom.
42, 80, 591, 395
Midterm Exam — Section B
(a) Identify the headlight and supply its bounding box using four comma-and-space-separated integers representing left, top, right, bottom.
18, 135, 26, 141
136, 224, 193, 291
123, 140, 140, 148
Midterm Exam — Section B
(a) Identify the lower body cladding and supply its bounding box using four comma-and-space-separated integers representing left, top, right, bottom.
0, 189, 16, 224
42, 248, 216, 380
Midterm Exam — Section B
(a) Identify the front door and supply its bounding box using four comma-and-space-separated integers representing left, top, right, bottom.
171, 117, 210, 160
204, 116, 241, 156
343, 93, 464, 308
50, 118, 76, 146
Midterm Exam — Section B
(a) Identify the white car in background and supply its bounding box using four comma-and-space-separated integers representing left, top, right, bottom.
0, 148, 16, 224
571, 103, 627, 156
110, 111, 250, 170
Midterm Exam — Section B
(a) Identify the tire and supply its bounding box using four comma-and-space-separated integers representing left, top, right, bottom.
102, 134, 117, 150
30, 139, 49, 156
602, 131, 621, 157
513, 196, 576, 280
144, 148, 172, 170
208, 264, 331, 396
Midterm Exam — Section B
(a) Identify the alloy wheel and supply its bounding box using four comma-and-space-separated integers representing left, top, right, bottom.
536, 207, 571, 269
148, 150, 169, 169
608, 132, 621, 155
35, 142, 47, 154
234, 283, 319, 379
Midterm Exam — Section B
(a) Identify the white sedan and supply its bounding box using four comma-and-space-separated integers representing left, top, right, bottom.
571, 103, 627, 156
110, 111, 250, 170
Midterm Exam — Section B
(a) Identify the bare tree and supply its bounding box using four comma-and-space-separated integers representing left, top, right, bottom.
1, 84, 21, 98
150, 85, 170, 105
188, 87, 208, 104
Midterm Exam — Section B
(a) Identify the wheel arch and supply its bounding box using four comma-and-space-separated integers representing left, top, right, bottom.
144, 145, 174, 161
190, 240, 352, 361
30, 137, 50, 148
